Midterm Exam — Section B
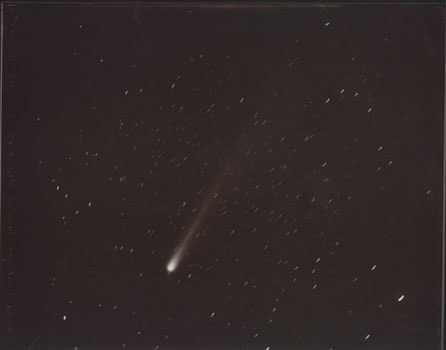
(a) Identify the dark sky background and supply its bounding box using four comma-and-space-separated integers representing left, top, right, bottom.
1, 4, 444, 349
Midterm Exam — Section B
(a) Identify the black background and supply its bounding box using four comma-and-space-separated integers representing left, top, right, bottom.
1, 3, 444, 349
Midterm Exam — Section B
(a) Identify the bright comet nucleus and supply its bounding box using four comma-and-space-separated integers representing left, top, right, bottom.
166, 257, 178, 273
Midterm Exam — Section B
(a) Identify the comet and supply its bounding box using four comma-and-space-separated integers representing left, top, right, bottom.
165, 162, 230, 274
166, 185, 217, 273
165, 131, 247, 274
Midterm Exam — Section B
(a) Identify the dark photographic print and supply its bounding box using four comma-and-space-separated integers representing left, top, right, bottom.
0, 3, 444, 349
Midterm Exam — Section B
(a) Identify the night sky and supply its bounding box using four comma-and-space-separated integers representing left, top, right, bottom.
1, 4, 444, 349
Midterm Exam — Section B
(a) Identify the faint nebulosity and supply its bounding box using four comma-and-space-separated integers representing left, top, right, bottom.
1, 4, 444, 349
